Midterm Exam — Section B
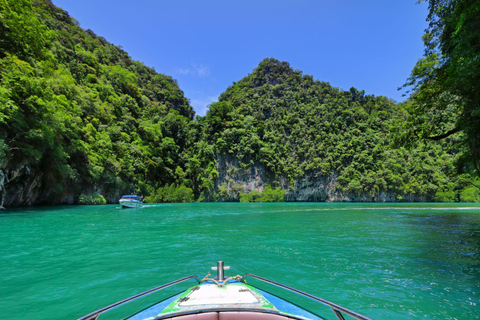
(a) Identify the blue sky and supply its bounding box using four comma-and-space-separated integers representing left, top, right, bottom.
52, 0, 428, 116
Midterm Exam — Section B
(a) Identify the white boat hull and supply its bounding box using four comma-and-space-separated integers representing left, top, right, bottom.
119, 199, 143, 208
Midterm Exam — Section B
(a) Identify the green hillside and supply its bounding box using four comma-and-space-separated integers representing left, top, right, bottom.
1, 0, 478, 206
0, 0, 193, 205
192, 58, 477, 202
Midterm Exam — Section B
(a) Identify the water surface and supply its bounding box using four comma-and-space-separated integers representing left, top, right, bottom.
1, 203, 479, 319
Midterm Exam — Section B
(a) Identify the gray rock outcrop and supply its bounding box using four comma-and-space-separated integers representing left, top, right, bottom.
213, 154, 433, 202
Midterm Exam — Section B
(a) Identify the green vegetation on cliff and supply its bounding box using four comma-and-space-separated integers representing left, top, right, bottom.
196, 58, 477, 201
0, 0, 193, 204
1, 0, 478, 205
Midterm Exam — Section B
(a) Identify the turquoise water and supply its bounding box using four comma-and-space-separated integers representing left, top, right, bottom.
1, 203, 480, 319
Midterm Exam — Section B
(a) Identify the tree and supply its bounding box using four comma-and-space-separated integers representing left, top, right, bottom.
402, 0, 480, 173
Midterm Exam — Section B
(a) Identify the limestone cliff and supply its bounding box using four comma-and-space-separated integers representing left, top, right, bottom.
0, 162, 124, 207
0, 0, 193, 208
213, 154, 433, 202
0, 165, 76, 207
198, 58, 451, 203
214, 154, 269, 201
0, 170, 6, 209
282, 172, 433, 202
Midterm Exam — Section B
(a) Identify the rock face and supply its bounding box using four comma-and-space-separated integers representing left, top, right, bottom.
1, 166, 41, 207
283, 172, 433, 202
0, 169, 6, 209
214, 154, 269, 201
0, 160, 80, 208
1, 165, 62, 207
0, 153, 433, 208
214, 154, 433, 202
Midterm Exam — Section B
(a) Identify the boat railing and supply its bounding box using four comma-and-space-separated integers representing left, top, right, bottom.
76, 275, 201, 320
242, 273, 375, 320
76, 271, 375, 320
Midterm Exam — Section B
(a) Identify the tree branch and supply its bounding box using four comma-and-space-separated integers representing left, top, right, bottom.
426, 127, 460, 140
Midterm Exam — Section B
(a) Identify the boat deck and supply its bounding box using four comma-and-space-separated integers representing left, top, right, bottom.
79, 263, 374, 320
129, 281, 323, 320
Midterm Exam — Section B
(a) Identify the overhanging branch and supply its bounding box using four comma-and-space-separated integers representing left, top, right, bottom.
426, 127, 460, 140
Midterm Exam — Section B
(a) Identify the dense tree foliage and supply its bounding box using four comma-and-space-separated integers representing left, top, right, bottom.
197, 59, 477, 201
1, 0, 478, 205
401, 0, 480, 175
239, 185, 285, 203
78, 193, 106, 205
0, 0, 193, 204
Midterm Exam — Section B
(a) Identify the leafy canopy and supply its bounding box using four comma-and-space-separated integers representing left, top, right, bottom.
401, 0, 480, 174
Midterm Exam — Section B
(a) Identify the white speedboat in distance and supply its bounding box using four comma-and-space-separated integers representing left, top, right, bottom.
77, 261, 375, 320
119, 195, 143, 208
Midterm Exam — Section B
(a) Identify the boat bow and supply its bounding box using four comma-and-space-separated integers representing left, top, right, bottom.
77, 261, 375, 320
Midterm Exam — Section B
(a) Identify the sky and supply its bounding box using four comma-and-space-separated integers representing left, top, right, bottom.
52, 0, 429, 116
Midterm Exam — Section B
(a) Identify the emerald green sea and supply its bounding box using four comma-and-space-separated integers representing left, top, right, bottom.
1, 203, 480, 319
